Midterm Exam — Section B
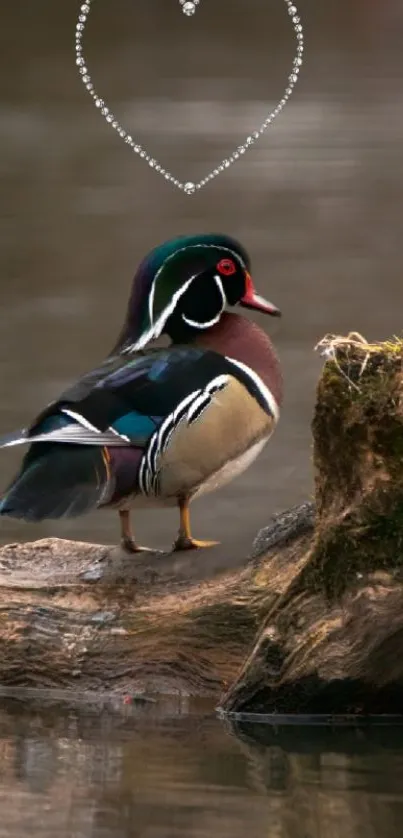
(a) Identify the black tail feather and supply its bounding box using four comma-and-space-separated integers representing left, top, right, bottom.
0, 444, 110, 522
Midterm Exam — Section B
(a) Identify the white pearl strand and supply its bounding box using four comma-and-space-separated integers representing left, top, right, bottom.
75, 1, 304, 195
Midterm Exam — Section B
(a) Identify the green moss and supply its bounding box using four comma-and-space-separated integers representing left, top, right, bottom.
309, 336, 403, 598
306, 491, 403, 598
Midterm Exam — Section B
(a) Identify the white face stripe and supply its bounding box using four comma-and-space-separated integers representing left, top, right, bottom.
225, 357, 280, 422
126, 275, 196, 352
181, 312, 222, 329
126, 244, 246, 353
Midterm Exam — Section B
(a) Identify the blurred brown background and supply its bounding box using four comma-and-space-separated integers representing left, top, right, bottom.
1, 5, 403, 838
1, 0, 402, 558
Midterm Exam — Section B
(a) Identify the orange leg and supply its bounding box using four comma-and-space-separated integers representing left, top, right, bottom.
119, 509, 155, 554
172, 498, 220, 552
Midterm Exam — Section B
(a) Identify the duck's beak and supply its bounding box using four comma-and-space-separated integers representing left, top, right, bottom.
239, 272, 281, 317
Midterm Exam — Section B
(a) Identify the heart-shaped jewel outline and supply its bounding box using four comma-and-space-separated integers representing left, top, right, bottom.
75, 0, 303, 195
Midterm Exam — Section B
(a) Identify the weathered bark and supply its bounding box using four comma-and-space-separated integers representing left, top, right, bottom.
2, 333, 403, 714
0, 503, 314, 700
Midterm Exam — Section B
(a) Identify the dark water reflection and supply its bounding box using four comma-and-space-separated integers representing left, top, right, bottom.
1, 700, 403, 838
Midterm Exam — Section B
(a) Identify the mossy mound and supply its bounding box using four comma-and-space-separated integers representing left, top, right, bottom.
222, 334, 403, 714
311, 333, 403, 598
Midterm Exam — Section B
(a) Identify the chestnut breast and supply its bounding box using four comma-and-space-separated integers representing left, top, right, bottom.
194, 312, 283, 411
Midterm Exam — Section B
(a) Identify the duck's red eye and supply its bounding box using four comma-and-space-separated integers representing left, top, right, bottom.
217, 258, 236, 276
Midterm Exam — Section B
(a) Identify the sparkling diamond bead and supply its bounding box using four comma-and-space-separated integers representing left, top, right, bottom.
183, 2, 196, 15
184, 182, 196, 194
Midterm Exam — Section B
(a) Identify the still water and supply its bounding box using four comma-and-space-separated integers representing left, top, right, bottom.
1, 698, 403, 838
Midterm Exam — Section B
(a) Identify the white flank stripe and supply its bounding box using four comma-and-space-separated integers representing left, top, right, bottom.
206, 374, 229, 395
186, 393, 211, 424
139, 387, 209, 496
156, 414, 176, 447
226, 357, 280, 422
172, 389, 201, 423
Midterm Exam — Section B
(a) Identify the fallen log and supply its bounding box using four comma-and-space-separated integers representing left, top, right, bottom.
0, 502, 314, 699
1, 333, 403, 714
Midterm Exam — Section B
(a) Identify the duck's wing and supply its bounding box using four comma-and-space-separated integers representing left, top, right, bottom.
0, 346, 238, 450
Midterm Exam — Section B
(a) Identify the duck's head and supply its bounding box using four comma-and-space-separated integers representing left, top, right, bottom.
115, 233, 281, 352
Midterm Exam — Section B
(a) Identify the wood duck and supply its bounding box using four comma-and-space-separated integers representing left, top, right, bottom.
0, 233, 283, 552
